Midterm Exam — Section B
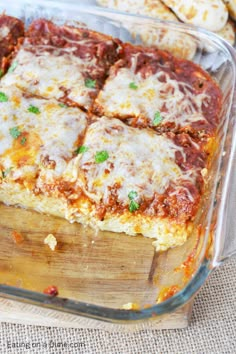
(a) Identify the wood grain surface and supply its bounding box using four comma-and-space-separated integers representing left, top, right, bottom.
0, 203, 198, 328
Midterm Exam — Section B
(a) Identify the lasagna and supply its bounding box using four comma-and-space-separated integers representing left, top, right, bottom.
1, 19, 121, 110
93, 43, 222, 139
0, 16, 223, 251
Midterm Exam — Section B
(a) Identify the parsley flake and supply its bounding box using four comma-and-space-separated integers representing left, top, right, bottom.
84, 78, 96, 89
129, 200, 140, 213
128, 190, 138, 200
20, 136, 27, 145
128, 191, 140, 212
74, 145, 89, 154
28, 105, 40, 114
0, 69, 3, 78
129, 82, 138, 90
153, 111, 163, 126
95, 150, 109, 164
58, 103, 68, 108
2, 167, 12, 178
0, 92, 8, 102
9, 126, 21, 139
8, 61, 18, 73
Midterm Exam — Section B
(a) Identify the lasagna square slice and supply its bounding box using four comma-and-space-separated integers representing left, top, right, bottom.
0, 85, 90, 221
93, 43, 222, 138
1, 19, 121, 110
65, 116, 207, 251
0, 15, 24, 74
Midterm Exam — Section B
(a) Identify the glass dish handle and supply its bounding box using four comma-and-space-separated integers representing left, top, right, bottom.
214, 135, 236, 265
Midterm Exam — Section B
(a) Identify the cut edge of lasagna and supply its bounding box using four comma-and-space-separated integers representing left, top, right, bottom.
0, 187, 194, 252
0, 183, 192, 252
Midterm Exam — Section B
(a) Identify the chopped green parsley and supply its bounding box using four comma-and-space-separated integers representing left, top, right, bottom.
129, 200, 140, 213
0, 92, 8, 102
128, 190, 138, 200
153, 111, 163, 126
128, 190, 140, 212
28, 105, 40, 114
9, 126, 21, 139
58, 103, 68, 108
95, 150, 109, 164
8, 61, 18, 73
129, 82, 138, 90
20, 136, 27, 145
2, 167, 12, 178
84, 78, 96, 89
74, 145, 89, 154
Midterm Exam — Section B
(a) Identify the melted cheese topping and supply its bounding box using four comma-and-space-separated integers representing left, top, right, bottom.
0, 21, 218, 251
0, 85, 88, 187
0, 25, 10, 40
67, 116, 198, 205
95, 60, 209, 128
1, 45, 99, 110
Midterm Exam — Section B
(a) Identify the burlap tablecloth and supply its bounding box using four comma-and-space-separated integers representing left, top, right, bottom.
0, 256, 235, 354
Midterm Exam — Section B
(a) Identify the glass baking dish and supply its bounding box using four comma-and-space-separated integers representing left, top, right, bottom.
0, 0, 236, 328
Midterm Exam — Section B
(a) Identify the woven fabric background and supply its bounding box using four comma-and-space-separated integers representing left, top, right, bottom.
0, 257, 235, 354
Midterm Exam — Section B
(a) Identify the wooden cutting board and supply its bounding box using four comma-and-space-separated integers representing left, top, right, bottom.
0, 203, 197, 330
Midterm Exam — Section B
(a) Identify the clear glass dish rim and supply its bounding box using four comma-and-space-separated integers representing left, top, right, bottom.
0, 0, 235, 323
0, 258, 211, 322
